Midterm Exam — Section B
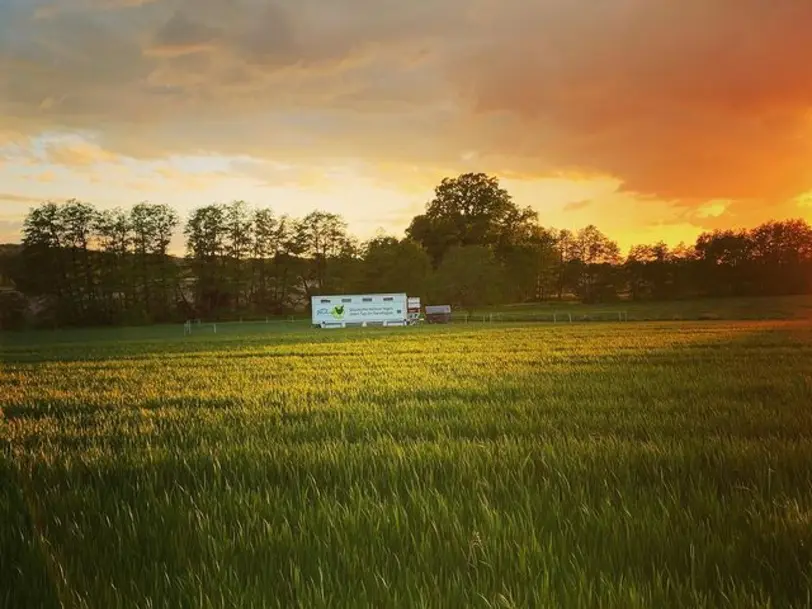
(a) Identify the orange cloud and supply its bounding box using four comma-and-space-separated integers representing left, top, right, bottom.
31, 171, 57, 183
151, 165, 233, 191
0, 129, 26, 147
44, 140, 119, 166
562, 200, 592, 213
695, 201, 731, 220
451, 2, 812, 204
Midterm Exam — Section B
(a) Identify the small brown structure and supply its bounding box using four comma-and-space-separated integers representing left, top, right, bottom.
425, 304, 452, 324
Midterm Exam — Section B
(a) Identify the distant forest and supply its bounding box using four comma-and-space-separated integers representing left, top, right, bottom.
1, 172, 812, 329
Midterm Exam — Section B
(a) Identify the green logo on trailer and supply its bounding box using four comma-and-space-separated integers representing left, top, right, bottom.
331, 305, 345, 319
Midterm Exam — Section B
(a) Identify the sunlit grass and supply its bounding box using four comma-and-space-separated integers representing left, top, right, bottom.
2, 321, 812, 608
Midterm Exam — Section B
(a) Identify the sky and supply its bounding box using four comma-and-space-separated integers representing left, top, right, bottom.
1, 0, 812, 253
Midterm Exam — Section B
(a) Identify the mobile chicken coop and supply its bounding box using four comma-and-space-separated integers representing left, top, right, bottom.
312, 293, 419, 328
425, 304, 452, 324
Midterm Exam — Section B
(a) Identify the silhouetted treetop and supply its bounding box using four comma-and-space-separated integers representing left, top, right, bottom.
407, 173, 538, 264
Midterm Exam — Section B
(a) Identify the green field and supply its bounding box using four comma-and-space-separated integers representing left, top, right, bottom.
2, 320, 812, 608
468, 294, 812, 322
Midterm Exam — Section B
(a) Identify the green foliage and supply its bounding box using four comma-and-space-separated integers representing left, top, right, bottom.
499, 227, 560, 302
0, 291, 27, 330
2, 321, 812, 607
295, 211, 355, 296
695, 221, 812, 297
19, 200, 180, 326
360, 237, 431, 297
430, 245, 504, 310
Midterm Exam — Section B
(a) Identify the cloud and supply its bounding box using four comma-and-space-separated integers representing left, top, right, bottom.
34, 0, 160, 18
694, 200, 731, 220
148, 11, 221, 56
43, 138, 119, 166
0, 193, 45, 204
229, 157, 365, 190
0, 0, 464, 150
563, 200, 591, 212
0, 129, 28, 148
1, 0, 811, 232
31, 171, 57, 183
150, 163, 233, 191
451, 1, 812, 203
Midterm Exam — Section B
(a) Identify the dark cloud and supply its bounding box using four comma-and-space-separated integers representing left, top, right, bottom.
232, 3, 298, 65
34, 0, 160, 17
1, 6, 154, 125
151, 11, 221, 55
0, 0, 461, 135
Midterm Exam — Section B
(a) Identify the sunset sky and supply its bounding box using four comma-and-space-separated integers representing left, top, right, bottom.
2, 0, 811, 253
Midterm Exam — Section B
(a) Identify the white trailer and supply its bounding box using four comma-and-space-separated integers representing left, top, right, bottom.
312, 293, 409, 328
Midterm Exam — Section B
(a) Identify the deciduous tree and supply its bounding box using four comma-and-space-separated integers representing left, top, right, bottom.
407, 173, 538, 265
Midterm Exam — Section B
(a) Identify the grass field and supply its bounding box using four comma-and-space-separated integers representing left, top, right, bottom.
2, 320, 812, 608
469, 294, 812, 322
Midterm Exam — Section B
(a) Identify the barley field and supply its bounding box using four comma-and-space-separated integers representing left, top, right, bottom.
2, 321, 812, 608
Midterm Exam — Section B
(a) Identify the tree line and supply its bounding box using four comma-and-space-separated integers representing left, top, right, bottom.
1, 172, 812, 329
